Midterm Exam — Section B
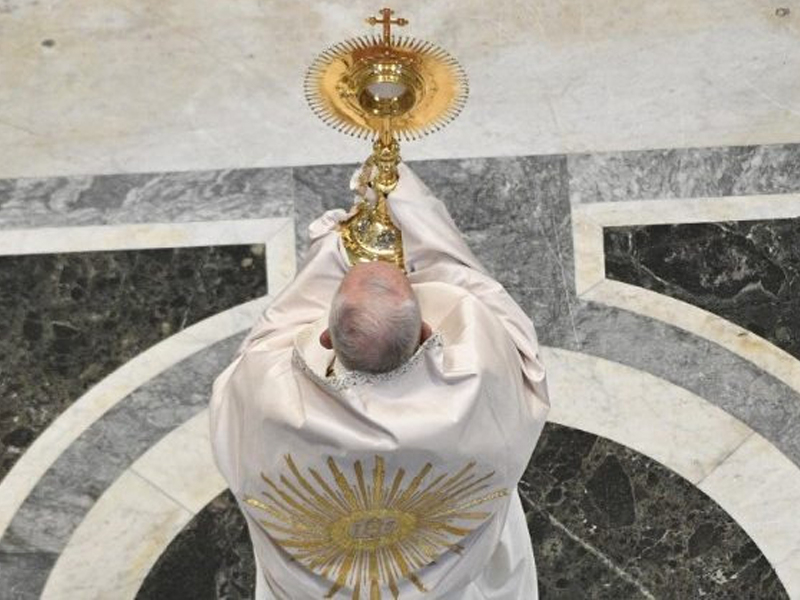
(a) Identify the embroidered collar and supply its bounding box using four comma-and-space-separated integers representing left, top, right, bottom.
293, 332, 443, 392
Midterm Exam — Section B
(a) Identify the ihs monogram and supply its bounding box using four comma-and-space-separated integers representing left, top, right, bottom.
349, 515, 400, 540
245, 454, 508, 599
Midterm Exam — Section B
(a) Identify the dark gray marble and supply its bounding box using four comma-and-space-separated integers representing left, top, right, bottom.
568, 143, 800, 204
0, 552, 57, 600
0, 246, 266, 481
604, 218, 800, 359
135, 425, 787, 600
0, 333, 245, 598
523, 424, 786, 599
0, 167, 293, 229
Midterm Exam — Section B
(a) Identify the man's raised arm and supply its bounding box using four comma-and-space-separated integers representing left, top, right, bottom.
388, 163, 548, 391
387, 163, 487, 274
236, 208, 351, 356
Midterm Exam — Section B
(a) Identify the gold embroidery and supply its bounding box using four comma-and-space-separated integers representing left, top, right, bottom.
245, 455, 508, 599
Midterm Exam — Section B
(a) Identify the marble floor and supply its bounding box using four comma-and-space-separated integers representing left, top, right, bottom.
2, 1, 800, 178
1, 144, 799, 599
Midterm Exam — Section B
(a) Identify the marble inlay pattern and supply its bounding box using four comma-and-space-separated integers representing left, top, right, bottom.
604, 218, 800, 359
0, 334, 243, 598
0, 246, 266, 481
39, 341, 798, 599
2, 144, 800, 598
569, 144, 800, 205
136, 424, 787, 599
0, 168, 293, 230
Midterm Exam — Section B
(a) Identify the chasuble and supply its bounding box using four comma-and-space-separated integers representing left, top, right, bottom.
210, 164, 550, 599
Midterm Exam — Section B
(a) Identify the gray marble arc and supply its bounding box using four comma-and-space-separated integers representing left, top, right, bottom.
1, 142, 800, 599
0, 334, 244, 599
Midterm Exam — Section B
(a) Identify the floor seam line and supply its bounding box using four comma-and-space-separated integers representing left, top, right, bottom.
518, 489, 657, 600
695, 431, 755, 488
130, 466, 197, 515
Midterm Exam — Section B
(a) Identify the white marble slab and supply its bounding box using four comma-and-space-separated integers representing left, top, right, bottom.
2, 0, 800, 178
0, 217, 289, 254
776, 549, 800, 600
575, 193, 800, 222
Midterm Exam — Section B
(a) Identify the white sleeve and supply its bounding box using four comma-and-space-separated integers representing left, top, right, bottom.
236, 208, 352, 356
389, 163, 548, 395
210, 208, 352, 488
387, 162, 488, 274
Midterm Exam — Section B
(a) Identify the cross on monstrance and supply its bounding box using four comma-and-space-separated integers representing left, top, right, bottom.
366, 8, 408, 45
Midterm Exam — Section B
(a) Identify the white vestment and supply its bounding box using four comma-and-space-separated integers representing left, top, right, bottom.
210, 164, 550, 600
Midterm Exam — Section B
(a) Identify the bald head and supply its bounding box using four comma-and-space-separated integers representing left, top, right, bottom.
328, 262, 423, 374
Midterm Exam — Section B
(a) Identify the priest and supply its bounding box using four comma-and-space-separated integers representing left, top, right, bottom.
210, 163, 550, 599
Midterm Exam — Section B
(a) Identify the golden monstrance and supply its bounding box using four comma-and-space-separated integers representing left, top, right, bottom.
305, 8, 468, 268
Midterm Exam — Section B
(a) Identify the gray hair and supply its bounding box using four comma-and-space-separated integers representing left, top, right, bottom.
329, 277, 422, 374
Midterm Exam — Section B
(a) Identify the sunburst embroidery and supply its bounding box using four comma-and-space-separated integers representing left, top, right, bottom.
245, 454, 508, 599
